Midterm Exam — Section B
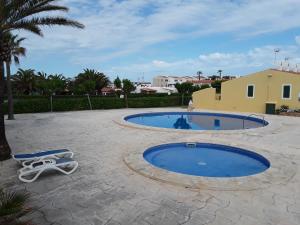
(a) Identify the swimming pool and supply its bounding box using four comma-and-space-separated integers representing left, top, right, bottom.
143, 143, 270, 177
125, 112, 267, 130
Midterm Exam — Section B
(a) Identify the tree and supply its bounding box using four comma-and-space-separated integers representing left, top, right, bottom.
114, 76, 122, 89
3, 33, 26, 120
175, 82, 194, 105
12, 69, 36, 95
200, 84, 210, 90
211, 80, 223, 94
208, 75, 219, 81
197, 71, 203, 80
36, 71, 49, 95
0, 0, 84, 160
217, 70, 223, 79
46, 74, 67, 95
113, 76, 122, 97
122, 79, 135, 108
74, 69, 110, 95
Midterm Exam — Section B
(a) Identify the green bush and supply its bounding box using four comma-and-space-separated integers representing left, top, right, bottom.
128, 96, 181, 108
91, 97, 125, 109
3, 97, 50, 114
3, 95, 190, 114
52, 97, 90, 111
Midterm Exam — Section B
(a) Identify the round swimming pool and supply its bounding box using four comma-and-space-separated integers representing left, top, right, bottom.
125, 112, 267, 130
143, 143, 270, 177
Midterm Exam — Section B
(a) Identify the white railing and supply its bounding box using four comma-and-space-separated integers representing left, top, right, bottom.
242, 114, 267, 129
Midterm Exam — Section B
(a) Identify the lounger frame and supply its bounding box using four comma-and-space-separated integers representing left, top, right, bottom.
13, 149, 74, 166
18, 158, 78, 183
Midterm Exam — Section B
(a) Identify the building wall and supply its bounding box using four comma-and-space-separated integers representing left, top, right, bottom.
192, 69, 300, 113
153, 76, 196, 87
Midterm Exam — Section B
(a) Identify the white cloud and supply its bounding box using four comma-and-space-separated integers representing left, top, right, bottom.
296, 36, 300, 45
106, 44, 300, 80
21, 0, 300, 62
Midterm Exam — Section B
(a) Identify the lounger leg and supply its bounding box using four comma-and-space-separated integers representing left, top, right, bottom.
19, 169, 44, 183
55, 162, 79, 175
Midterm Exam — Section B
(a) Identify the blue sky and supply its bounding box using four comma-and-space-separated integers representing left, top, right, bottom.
12, 0, 300, 82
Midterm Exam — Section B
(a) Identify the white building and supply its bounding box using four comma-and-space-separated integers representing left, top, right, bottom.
133, 81, 152, 88
133, 86, 177, 94
153, 75, 199, 87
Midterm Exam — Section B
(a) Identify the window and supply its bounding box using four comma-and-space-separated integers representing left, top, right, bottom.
282, 84, 292, 99
247, 85, 255, 98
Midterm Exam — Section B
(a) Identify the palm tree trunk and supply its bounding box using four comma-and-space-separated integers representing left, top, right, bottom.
0, 60, 11, 160
5, 62, 14, 120
125, 94, 128, 108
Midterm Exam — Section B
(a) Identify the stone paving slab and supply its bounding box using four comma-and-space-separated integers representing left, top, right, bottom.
0, 108, 299, 225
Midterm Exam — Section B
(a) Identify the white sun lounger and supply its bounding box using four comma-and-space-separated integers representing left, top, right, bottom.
13, 149, 74, 166
18, 158, 78, 183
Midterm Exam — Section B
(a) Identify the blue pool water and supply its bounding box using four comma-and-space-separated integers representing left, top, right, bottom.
125, 112, 267, 130
143, 143, 270, 177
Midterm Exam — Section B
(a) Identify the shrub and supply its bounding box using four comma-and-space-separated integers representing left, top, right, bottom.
280, 105, 289, 112
128, 96, 181, 108
3, 97, 50, 114
200, 84, 210, 90
91, 97, 125, 109
52, 96, 90, 111
4, 95, 189, 114
0, 188, 32, 225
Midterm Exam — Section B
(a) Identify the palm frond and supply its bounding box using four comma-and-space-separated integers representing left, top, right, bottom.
5, 21, 43, 36
2, 32, 26, 64
32, 16, 84, 28
1, 0, 84, 34
0, 189, 30, 217
13, 55, 20, 65
9, 3, 69, 24
5, 16, 84, 32
16, 37, 26, 44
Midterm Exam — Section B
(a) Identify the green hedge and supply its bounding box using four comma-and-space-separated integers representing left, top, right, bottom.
128, 96, 181, 108
3, 95, 190, 114
3, 98, 50, 114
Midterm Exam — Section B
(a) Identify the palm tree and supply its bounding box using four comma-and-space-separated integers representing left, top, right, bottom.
3, 32, 26, 120
197, 71, 202, 81
217, 70, 223, 79
113, 76, 122, 97
122, 79, 135, 108
47, 74, 66, 95
175, 82, 194, 105
0, 0, 84, 160
75, 69, 110, 95
36, 71, 48, 95
12, 69, 36, 95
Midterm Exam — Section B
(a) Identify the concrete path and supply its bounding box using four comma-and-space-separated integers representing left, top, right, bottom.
0, 108, 299, 225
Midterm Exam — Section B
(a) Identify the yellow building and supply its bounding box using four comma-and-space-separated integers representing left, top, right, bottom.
192, 69, 300, 114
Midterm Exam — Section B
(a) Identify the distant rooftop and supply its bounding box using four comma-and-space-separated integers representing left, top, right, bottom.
192, 80, 213, 84
155, 75, 197, 79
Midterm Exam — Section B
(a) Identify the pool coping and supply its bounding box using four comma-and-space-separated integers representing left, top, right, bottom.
123, 140, 297, 191
117, 110, 294, 191
114, 110, 282, 136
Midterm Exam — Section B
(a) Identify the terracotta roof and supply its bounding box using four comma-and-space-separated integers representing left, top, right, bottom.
192, 80, 213, 84
101, 87, 115, 92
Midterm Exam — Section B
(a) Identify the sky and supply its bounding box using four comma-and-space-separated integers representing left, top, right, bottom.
12, 0, 300, 82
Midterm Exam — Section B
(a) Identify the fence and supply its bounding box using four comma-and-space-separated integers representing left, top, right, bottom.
3, 95, 191, 114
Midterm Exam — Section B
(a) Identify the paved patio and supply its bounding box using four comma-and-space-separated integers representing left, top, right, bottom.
0, 108, 300, 225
